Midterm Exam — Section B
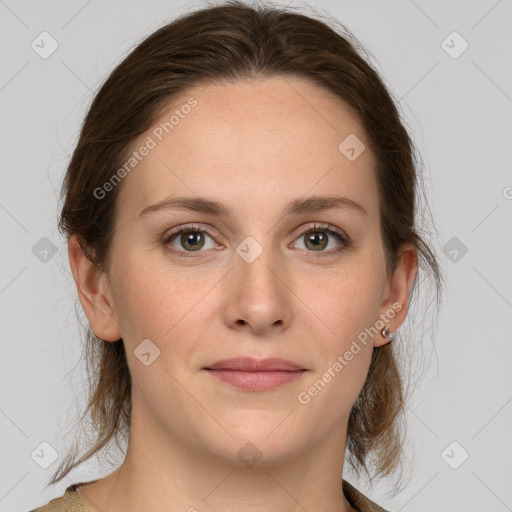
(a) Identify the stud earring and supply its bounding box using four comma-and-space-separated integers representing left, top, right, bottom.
381, 326, 393, 340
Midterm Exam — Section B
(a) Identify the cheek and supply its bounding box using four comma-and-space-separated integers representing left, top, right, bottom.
295, 259, 383, 403
298, 262, 384, 343
295, 325, 373, 434
111, 250, 207, 342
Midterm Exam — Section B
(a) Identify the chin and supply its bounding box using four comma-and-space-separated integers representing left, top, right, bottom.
196, 414, 308, 466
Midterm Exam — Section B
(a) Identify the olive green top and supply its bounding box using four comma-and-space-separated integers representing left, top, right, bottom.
30, 478, 390, 512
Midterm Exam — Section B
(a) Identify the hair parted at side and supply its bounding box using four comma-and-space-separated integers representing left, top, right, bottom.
52, 0, 444, 493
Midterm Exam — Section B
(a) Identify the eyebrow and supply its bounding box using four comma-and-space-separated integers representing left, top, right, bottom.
138, 194, 367, 219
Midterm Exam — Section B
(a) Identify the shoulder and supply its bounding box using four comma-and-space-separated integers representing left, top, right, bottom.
30, 479, 387, 512
343, 479, 391, 512
28, 482, 96, 512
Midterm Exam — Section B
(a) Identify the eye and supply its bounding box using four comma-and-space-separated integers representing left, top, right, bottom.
163, 224, 218, 259
162, 222, 351, 260
291, 223, 351, 257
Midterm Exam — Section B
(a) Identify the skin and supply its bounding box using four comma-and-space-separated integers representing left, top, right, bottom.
68, 76, 418, 512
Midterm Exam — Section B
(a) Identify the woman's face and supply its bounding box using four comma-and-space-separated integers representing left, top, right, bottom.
88, 76, 413, 466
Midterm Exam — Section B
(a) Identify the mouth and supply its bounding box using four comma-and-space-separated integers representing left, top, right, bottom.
203, 357, 308, 391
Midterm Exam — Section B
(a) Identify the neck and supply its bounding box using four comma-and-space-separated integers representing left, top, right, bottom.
77, 402, 357, 512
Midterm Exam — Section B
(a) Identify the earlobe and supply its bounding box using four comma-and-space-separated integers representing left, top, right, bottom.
67, 235, 122, 342
374, 243, 418, 348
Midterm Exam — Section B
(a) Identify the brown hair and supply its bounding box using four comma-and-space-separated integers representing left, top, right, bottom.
51, 0, 444, 493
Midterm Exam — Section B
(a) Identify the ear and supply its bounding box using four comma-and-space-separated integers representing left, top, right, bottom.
374, 242, 418, 348
67, 234, 122, 342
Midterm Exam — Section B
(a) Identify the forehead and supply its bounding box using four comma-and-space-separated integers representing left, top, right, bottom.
116, 76, 379, 221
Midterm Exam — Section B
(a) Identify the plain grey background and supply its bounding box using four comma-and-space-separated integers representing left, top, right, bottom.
1, 1, 511, 511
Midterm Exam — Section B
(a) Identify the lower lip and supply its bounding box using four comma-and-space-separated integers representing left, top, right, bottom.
205, 369, 306, 391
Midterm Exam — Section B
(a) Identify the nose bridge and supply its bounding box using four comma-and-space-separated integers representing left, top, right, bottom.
235, 233, 282, 295
227, 233, 291, 331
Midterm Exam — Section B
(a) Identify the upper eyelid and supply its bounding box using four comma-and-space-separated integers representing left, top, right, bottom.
296, 222, 345, 236
165, 222, 348, 244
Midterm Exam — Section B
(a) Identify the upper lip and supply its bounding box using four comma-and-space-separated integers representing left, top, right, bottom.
204, 357, 305, 371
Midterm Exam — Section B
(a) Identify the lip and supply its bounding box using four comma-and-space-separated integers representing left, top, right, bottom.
204, 357, 307, 391
205, 357, 304, 371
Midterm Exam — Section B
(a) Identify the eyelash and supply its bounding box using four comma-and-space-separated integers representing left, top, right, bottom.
162, 222, 351, 260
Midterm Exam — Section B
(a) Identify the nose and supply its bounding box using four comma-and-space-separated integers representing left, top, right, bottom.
223, 244, 293, 337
